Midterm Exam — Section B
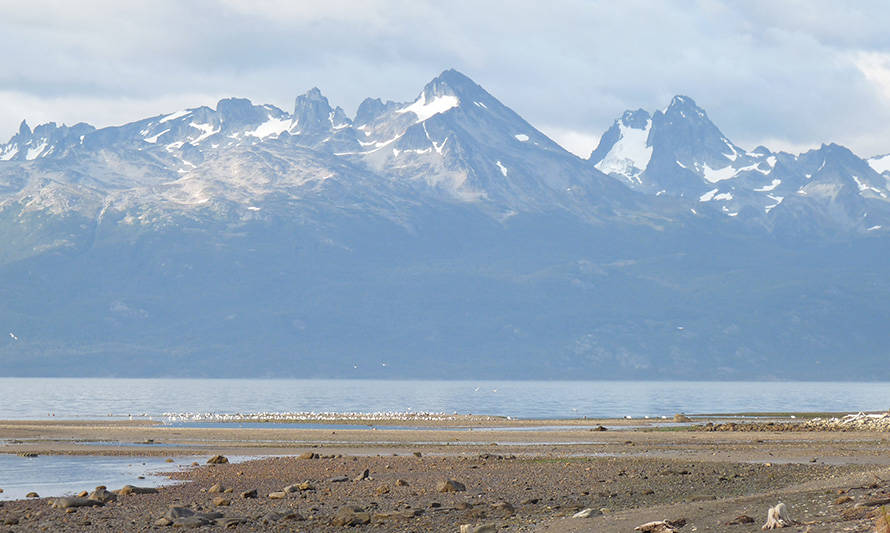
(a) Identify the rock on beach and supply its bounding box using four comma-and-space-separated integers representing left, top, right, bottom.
437, 479, 466, 492
332, 506, 371, 526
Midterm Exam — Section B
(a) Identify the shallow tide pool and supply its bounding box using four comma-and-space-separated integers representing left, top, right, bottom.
0, 454, 192, 501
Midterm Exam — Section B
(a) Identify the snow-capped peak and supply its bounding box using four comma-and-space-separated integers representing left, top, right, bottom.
1, 120, 96, 161
395, 70, 477, 123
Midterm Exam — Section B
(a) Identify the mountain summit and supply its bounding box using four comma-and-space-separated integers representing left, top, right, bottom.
589, 95, 890, 230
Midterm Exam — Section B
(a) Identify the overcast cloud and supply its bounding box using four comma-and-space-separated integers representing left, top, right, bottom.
2, 0, 890, 157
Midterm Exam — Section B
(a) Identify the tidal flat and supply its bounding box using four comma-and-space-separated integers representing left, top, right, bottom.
0, 416, 889, 532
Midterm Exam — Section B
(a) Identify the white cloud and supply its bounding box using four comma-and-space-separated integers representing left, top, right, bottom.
853, 51, 890, 102
1, 1, 890, 158
538, 126, 600, 159
741, 137, 824, 155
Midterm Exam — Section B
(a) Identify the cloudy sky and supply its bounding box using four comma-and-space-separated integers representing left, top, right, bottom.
2, 0, 890, 157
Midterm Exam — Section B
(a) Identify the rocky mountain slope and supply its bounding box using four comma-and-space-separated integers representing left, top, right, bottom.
1, 71, 888, 380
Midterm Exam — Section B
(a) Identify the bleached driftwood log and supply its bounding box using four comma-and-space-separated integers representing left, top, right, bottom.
762, 502, 797, 529
634, 520, 679, 532
572, 508, 598, 518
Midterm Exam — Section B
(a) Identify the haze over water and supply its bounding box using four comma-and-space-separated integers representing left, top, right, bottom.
2, 378, 888, 420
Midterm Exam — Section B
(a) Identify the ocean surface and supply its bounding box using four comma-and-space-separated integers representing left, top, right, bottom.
1, 378, 888, 420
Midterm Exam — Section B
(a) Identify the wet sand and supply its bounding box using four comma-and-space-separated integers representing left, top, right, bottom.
1, 417, 889, 531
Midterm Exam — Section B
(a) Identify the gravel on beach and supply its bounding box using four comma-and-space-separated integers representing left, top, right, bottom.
2, 418, 890, 532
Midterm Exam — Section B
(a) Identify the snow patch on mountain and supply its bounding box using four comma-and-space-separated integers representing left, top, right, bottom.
397, 94, 459, 123
701, 163, 737, 183
160, 110, 191, 123
496, 161, 508, 176
247, 116, 292, 139
189, 122, 219, 144
754, 179, 781, 192
765, 194, 784, 213
594, 119, 652, 183
699, 188, 733, 202
700, 188, 719, 202
0, 146, 18, 160
143, 129, 169, 144
722, 139, 740, 161
26, 142, 48, 160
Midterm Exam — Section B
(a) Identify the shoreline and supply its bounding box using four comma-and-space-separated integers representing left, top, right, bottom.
1, 416, 889, 531
1, 413, 886, 457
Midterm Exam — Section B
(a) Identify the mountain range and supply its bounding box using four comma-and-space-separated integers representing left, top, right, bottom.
1, 69, 888, 380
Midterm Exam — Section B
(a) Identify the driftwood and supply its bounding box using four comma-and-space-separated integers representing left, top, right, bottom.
635, 520, 679, 532
762, 502, 797, 529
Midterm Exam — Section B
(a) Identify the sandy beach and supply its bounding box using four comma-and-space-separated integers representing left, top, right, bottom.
1, 416, 889, 531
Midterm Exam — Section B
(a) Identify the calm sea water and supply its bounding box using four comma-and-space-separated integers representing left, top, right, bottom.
1, 378, 888, 419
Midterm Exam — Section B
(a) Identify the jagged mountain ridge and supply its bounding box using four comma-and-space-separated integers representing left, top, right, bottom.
0, 70, 653, 231
589, 95, 890, 233
1, 71, 890, 380
4, 79, 888, 238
